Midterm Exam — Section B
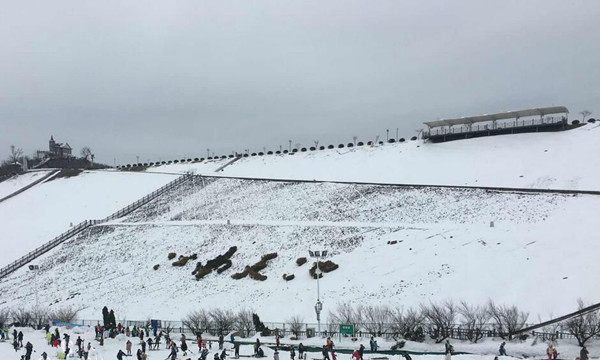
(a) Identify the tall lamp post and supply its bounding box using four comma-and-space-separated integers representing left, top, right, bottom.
29, 265, 40, 310
309, 250, 328, 337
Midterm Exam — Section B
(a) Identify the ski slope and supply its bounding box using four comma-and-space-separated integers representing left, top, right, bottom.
0, 170, 178, 267
148, 125, 600, 191
1, 176, 597, 325
0, 170, 54, 199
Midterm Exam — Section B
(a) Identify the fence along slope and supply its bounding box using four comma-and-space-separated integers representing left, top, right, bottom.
0, 174, 191, 279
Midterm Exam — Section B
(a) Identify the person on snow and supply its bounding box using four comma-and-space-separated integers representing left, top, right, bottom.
499, 342, 507, 356
290, 346, 296, 360
298, 343, 305, 360
214, 353, 221, 360
141, 338, 146, 353
117, 349, 127, 360
24, 341, 33, 360
181, 338, 189, 356
358, 344, 365, 360
136, 349, 144, 360
230, 333, 235, 343
322, 345, 330, 360
275, 335, 280, 349
257, 347, 265, 358
400, 351, 412, 360
13, 329, 17, 341
234, 342, 240, 359
352, 350, 360, 360
444, 340, 453, 360
547, 344, 556, 360
580, 346, 589, 360
331, 350, 337, 360
221, 349, 227, 360
126, 340, 132, 355
13, 337, 19, 351
147, 337, 153, 351
39, 352, 48, 360
18, 330, 24, 347
154, 336, 161, 350
370, 337, 376, 352
125, 327, 131, 337
274, 350, 280, 360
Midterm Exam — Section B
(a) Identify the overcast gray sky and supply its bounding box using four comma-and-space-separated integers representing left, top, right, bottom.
1, 0, 599, 165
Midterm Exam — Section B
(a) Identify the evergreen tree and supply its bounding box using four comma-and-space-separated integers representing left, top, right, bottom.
108, 310, 116, 329
102, 307, 109, 328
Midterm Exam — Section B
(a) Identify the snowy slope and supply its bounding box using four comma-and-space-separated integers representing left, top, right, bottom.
148, 125, 600, 191
0, 170, 177, 267
0, 170, 54, 199
1, 177, 597, 325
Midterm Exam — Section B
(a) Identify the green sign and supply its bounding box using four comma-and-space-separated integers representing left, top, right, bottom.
339, 324, 354, 335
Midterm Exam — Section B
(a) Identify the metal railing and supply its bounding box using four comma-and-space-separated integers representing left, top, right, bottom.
0, 174, 192, 279
424, 116, 566, 138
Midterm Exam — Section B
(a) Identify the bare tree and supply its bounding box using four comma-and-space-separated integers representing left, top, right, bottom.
183, 310, 213, 335
80, 146, 93, 161
390, 307, 425, 342
487, 300, 528, 340
360, 305, 392, 336
32, 307, 50, 329
210, 309, 236, 335
8, 145, 23, 164
565, 299, 600, 346
421, 300, 456, 343
235, 309, 255, 338
458, 301, 490, 343
0, 308, 10, 328
287, 315, 304, 337
12, 307, 33, 327
49, 306, 82, 323
580, 110, 592, 122
327, 302, 362, 326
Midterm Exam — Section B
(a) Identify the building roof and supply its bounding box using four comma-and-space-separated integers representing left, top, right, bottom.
424, 106, 569, 129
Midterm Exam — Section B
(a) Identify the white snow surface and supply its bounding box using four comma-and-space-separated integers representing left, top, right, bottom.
1, 176, 598, 326
148, 125, 600, 191
0, 170, 54, 199
0, 170, 177, 267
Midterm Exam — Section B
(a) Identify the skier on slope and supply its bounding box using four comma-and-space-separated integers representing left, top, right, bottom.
499, 342, 507, 356
24, 341, 34, 360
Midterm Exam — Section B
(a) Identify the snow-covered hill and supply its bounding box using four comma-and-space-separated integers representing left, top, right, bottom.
1, 176, 597, 324
147, 125, 600, 191
0, 170, 177, 267
0, 170, 54, 199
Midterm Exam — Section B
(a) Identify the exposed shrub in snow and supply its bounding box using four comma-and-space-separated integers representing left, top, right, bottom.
388, 139, 396, 143
172, 255, 191, 267
367, 141, 373, 145
319, 146, 325, 150
565, 298, 600, 346
231, 252, 277, 281
309, 260, 339, 278
328, 145, 335, 149
357, 142, 364, 146
0, 308, 10, 328
572, 120, 580, 125
399, 138, 405, 142
231, 271, 247, 280
248, 268, 267, 281
310, 147, 316, 151
253, 313, 271, 336
282, 273, 295, 281
153, 264, 160, 270
421, 300, 457, 342
168, 252, 176, 260
301, 148, 307, 152
210, 309, 236, 335
194, 246, 238, 280
487, 299, 528, 340
296, 257, 307, 266
347, 143, 354, 147
588, 118, 596, 123
11, 307, 34, 327
267, 151, 274, 155
216, 260, 232, 274
338, 144, 345, 148
292, 149, 298, 153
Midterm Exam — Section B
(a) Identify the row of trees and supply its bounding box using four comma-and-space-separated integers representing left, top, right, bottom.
0, 306, 80, 329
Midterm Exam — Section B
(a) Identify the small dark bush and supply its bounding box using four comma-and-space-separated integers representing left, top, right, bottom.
262, 252, 278, 261
296, 257, 307, 266
162, 161, 167, 164
572, 120, 580, 125
168, 252, 177, 260
399, 138, 405, 142
388, 139, 396, 143
357, 142, 364, 146
137, 163, 143, 166
243, 154, 249, 157
126, 164, 131, 168
347, 143, 354, 147
292, 148, 298, 153
283, 150, 289, 154
180, 159, 186, 162
283, 274, 295, 281
309, 260, 339, 278
319, 146, 325, 150
143, 163, 148, 166
190, 253, 198, 260
338, 144, 344, 148
328, 145, 335, 149
410, 136, 417, 141
174, 160, 179, 163
378, 141, 384, 145
367, 141, 373, 145
267, 151, 273, 155
310, 147, 316, 151
229, 155, 234, 158
208, 157, 213, 160
231, 271, 248, 280
199, 158, 204, 161
221, 155, 227, 159
194, 158, 199, 161
588, 118, 596, 123
258, 152, 264, 156
216, 260, 232, 274
388, 240, 398, 245
248, 268, 267, 281
301, 148, 307, 152
173, 256, 191, 267
153, 264, 160, 270
195, 267, 213, 280
187, 158, 192, 162
276, 151, 281, 154
149, 162, 154, 166
251, 260, 268, 272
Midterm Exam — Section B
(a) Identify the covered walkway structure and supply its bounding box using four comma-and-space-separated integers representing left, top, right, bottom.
422, 106, 570, 142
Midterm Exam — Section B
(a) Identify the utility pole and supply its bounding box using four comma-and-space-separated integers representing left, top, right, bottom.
309, 250, 328, 337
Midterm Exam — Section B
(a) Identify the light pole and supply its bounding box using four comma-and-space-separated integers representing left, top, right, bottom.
309, 250, 328, 337
29, 264, 40, 310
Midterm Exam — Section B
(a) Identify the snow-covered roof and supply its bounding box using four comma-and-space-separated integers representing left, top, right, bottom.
424, 106, 569, 128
